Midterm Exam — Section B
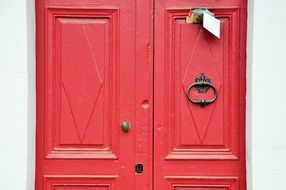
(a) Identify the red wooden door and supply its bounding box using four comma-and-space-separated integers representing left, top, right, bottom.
36, 0, 247, 189
36, 0, 153, 190
154, 0, 246, 190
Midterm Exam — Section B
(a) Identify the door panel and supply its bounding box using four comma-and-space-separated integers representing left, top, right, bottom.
45, 7, 119, 159
163, 8, 240, 160
36, 0, 153, 190
154, 1, 246, 190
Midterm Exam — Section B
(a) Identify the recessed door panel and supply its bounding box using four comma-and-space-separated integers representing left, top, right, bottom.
165, 177, 238, 190
162, 8, 241, 160
44, 175, 117, 190
44, 8, 119, 159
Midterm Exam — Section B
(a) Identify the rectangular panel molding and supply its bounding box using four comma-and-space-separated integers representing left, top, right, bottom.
164, 8, 240, 160
44, 7, 119, 159
44, 175, 117, 190
165, 176, 238, 190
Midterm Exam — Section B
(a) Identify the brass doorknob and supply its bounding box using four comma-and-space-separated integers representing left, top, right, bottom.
121, 121, 131, 132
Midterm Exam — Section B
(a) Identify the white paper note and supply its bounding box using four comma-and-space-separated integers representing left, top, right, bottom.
203, 12, 220, 38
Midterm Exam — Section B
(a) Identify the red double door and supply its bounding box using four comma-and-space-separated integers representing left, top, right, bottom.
36, 0, 247, 189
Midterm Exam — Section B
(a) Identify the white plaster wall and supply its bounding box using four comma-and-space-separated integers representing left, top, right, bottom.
247, 0, 286, 189
0, 0, 35, 189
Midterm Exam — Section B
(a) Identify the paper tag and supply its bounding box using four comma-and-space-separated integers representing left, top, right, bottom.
203, 11, 220, 38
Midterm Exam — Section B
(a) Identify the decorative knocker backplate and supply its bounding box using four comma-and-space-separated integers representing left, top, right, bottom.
186, 73, 218, 106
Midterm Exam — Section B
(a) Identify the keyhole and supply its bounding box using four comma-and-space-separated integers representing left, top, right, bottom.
135, 163, 143, 173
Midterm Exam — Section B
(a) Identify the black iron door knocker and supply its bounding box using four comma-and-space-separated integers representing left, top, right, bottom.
186, 73, 218, 106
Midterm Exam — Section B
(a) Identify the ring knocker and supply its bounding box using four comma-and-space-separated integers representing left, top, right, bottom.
186, 73, 218, 106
